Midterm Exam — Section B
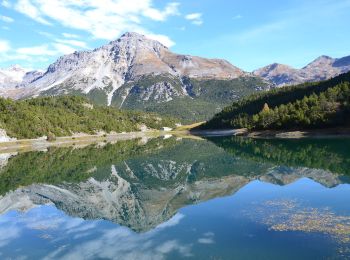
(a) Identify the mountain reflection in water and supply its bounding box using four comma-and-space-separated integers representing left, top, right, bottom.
0, 136, 349, 259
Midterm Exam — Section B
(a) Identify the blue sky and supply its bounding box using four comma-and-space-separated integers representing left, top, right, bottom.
0, 0, 350, 71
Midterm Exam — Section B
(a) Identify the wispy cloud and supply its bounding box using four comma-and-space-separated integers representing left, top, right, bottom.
197, 231, 215, 244
233, 0, 350, 44
37, 31, 54, 38
0, 205, 192, 259
54, 39, 88, 49
62, 33, 80, 39
1, 0, 11, 8
233, 14, 242, 20
143, 2, 180, 21
7, 0, 180, 47
14, 0, 52, 25
155, 213, 184, 229
235, 21, 287, 42
185, 12, 203, 25
0, 41, 77, 67
0, 15, 14, 23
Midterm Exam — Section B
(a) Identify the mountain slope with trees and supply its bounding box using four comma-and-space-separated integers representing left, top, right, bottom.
0, 96, 176, 139
201, 72, 350, 130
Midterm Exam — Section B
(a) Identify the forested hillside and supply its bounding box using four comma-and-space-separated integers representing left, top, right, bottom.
201, 72, 350, 130
0, 96, 176, 139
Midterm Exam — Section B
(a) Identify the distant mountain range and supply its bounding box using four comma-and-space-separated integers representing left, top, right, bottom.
0, 32, 349, 121
253, 55, 350, 86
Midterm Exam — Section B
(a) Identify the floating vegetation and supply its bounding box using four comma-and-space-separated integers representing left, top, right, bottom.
244, 199, 350, 253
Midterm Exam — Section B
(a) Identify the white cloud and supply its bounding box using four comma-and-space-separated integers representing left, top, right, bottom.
0, 226, 20, 247
146, 33, 175, 47
233, 14, 242, 19
197, 231, 215, 244
0, 15, 14, 23
10, 0, 178, 46
143, 2, 180, 21
185, 12, 203, 25
14, 0, 52, 25
197, 237, 214, 244
155, 213, 184, 229
16, 42, 76, 57
0, 40, 10, 52
17, 44, 56, 56
55, 39, 88, 48
1, 0, 11, 8
62, 33, 80, 39
52, 43, 76, 54
38, 31, 54, 38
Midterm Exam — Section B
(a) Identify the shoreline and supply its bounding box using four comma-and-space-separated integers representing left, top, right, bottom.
0, 131, 163, 153
189, 127, 350, 139
0, 130, 206, 154
1, 127, 349, 154
243, 127, 350, 139
191, 127, 350, 139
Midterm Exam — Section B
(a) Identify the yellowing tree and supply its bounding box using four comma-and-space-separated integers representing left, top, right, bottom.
262, 103, 270, 113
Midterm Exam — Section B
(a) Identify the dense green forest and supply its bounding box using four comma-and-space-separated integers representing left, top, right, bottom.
0, 96, 176, 139
201, 72, 350, 130
0, 137, 269, 196
209, 136, 350, 176
0, 137, 176, 195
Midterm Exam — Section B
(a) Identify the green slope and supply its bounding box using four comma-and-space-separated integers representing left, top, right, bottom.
208, 136, 350, 176
0, 95, 176, 139
111, 74, 269, 122
201, 72, 350, 130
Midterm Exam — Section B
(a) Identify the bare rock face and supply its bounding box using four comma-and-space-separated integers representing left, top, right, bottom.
5, 32, 245, 105
252, 63, 301, 86
254, 55, 350, 86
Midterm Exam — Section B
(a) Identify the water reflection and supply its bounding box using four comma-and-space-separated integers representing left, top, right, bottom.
0, 136, 349, 259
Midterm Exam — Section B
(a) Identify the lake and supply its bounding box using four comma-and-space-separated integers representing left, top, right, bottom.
0, 136, 349, 259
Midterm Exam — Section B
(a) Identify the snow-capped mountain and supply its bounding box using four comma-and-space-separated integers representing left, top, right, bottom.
254, 55, 350, 86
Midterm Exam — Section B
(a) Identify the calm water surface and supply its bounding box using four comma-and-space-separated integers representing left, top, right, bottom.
0, 136, 349, 259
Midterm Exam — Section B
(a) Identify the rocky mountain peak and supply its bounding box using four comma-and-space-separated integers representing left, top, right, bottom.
254, 63, 296, 76
303, 55, 334, 69
333, 55, 350, 68
254, 54, 350, 86
107, 32, 168, 54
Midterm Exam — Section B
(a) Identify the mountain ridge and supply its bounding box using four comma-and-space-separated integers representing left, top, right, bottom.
1, 32, 350, 122
253, 54, 350, 86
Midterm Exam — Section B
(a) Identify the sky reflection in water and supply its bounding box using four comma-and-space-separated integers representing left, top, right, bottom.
0, 136, 349, 259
